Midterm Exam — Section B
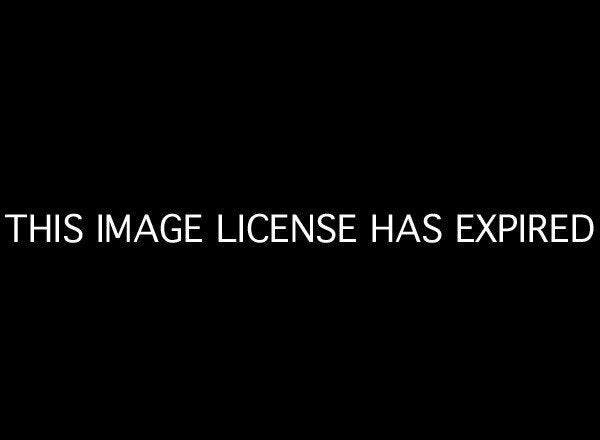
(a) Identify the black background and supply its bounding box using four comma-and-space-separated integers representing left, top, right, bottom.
1, 6, 597, 434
